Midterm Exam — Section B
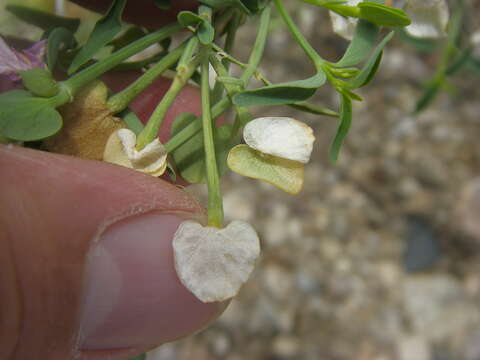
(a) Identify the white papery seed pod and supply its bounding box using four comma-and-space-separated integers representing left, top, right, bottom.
404, 0, 449, 39
173, 220, 260, 303
243, 117, 315, 164
103, 128, 167, 176
329, 0, 361, 40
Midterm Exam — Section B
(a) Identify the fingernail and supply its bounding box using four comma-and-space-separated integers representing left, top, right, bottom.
79, 212, 222, 350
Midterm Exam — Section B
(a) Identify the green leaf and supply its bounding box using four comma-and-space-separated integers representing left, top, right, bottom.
68, 0, 127, 74
335, 19, 379, 67
227, 144, 304, 194
318, 2, 359, 17
170, 114, 232, 183
153, 0, 172, 9
233, 72, 326, 106
348, 31, 394, 89
108, 26, 148, 52
46, 27, 77, 71
358, 2, 410, 27
289, 102, 339, 117
177, 11, 214, 44
446, 48, 472, 76
19, 69, 58, 97
0, 90, 62, 141
414, 81, 441, 114
329, 93, 352, 163
6, 5, 80, 33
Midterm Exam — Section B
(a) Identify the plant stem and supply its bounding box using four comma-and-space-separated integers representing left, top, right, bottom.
164, 97, 230, 152
212, 11, 241, 102
107, 43, 186, 113
198, 5, 224, 228
240, 5, 271, 82
135, 37, 200, 150
201, 55, 224, 228
165, 5, 272, 152
273, 0, 324, 70
62, 23, 182, 94
209, 54, 251, 126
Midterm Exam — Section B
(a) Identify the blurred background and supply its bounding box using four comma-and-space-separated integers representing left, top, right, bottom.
3, 0, 480, 359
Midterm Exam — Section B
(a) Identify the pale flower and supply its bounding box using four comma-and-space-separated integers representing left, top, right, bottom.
0, 36, 46, 82
173, 220, 260, 303
329, 0, 362, 41
243, 117, 315, 164
103, 128, 167, 176
404, 0, 449, 38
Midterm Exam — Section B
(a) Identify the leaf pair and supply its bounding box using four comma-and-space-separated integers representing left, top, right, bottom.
0, 90, 62, 141
346, 31, 394, 89
177, 11, 215, 45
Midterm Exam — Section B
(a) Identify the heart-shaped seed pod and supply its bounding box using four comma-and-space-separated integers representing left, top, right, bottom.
243, 117, 315, 164
173, 220, 260, 303
404, 0, 449, 38
103, 128, 167, 176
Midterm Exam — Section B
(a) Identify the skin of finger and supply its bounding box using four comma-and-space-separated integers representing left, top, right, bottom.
0, 145, 227, 360
70, 0, 198, 28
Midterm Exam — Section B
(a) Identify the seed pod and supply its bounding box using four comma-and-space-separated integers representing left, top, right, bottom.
404, 0, 449, 38
243, 117, 315, 164
173, 220, 260, 303
43, 81, 124, 160
103, 128, 167, 176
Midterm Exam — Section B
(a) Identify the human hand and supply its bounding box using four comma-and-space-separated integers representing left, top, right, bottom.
0, 2, 226, 360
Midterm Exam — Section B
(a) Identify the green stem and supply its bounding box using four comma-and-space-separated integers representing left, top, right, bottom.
201, 55, 224, 228
62, 23, 182, 94
165, 5, 272, 152
212, 43, 248, 68
273, 0, 324, 70
107, 43, 186, 113
135, 37, 200, 150
212, 11, 241, 102
198, 5, 223, 228
209, 54, 251, 126
240, 5, 271, 82
164, 97, 230, 152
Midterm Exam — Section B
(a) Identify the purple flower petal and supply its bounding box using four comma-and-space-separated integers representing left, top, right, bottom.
0, 36, 47, 83
23, 39, 47, 68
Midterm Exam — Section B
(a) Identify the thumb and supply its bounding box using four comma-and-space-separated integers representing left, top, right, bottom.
0, 145, 225, 360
